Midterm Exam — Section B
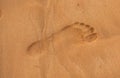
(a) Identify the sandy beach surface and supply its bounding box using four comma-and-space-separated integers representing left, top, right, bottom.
0, 0, 120, 78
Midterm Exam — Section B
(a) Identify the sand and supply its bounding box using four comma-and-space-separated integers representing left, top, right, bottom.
0, 0, 120, 78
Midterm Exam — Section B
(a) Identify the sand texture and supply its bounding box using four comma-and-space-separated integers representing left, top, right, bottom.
0, 0, 120, 78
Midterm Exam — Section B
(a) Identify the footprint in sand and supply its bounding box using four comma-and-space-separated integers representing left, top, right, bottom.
26, 22, 98, 78
26, 22, 97, 57
53, 22, 97, 45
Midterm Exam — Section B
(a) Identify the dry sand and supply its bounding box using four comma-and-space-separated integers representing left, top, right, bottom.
0, 0, 120, 78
